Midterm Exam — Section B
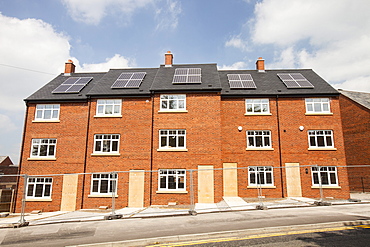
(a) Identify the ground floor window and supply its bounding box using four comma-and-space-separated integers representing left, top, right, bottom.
311, 166, 338, 186
158, 169, 186, 191
91, 173, 118, 194
26, 177, 53, 199
248, 166, 273, 185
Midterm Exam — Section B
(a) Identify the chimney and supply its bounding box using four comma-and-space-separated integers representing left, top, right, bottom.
256, 57, 265, 72
165, 51, 173, 67
64, 59, 75, 75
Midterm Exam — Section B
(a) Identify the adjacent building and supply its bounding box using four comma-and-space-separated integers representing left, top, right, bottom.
16, 52, 350, 212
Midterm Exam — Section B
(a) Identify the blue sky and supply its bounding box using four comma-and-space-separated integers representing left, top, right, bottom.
1, 0, 370, 164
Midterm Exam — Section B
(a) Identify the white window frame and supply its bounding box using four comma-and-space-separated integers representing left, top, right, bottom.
248, 166, 274, 186
158, 169, 186, 191
245, 99, 270, 114
30, 138, 57, 158
90, 173, 118, 195
26, 177, 53, 199
93, 134, 120, 154
96, 99, 122, 116
308, 130, 334, 148
247, 130, 272, 149
305, 98, 331, 114
35, 104, 60, 121
160, 94, 186, 112
311, 166, 338, 186
159, 130, 186, 149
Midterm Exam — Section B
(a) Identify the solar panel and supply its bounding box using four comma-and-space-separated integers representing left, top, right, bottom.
111, 72, 146, 88
52, 77, 93, 93
227, 74, 256, 89
277, 73, 314, 88
173, 68, 201, 84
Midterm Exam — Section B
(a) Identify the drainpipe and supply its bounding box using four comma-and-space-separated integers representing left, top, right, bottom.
276, 95, 285, 198
149, 92, 155, 206
81, 97, 92, 209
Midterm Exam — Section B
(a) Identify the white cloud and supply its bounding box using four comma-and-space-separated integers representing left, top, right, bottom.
225, 36, 250, 52
62, 0, 155, 25
218, 61, 248, 70
155, 0, 182, 30
0, 114, 17, 134
78, 54, 135, 72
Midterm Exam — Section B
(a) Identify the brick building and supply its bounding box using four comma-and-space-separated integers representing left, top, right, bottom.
339, 89, 370, 192
16, 52, 350, 212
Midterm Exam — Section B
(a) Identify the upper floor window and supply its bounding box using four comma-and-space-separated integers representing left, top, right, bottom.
158, 169, 186, 191
245, 99, 270, 114
160, 95, 186, 111
96, 100, 121, 116
31, 139, 56, 158
247, 131, 272, 148
248, 166, 273, 186
305, 98, 331, 114
159, 130, 186, 149
308, 130, 334, 148
35, 104, 60, 120
26, 177, 53, 199
311, 166, 338, 186
94, 134, 120, 154
91, 173, 117, 195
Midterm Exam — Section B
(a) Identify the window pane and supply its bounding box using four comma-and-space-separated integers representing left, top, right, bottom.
44, 110, 51, 119
44, 185, 51, 196
178, 100, 185, 109
317, 136, 325, 147
160, 176, 166, 189
250, 173, 255, 184
313, 173, 319, 184
105, 105, 113, 114
326, 136, 332, 146
310, 137, 316, 147
314, 103, 321, 112
169, 100, 177, 109
112, 141, 118, 152
92, 180, 99, 192
256, 136, 262, 147
27, 184, 34, 197
169, 136, 176, 147
307, 104, 313, 112
248, 137, 254, 147
160, 136, 167, 147
178, 176, 185, 189
114, 105, 120, 114
95, 141, 101, 152
52, 110, 59, 118
178, 136, 185, 147
264, 136, 270, 146
168, 176, 176, 189
35, 184, 44, 197
100, 180, 108, 193
48, 145, 55, 156
254, 105, 261, 112
321, 172, 329, 185
40, 145, 48, 156
161, 101, 168, 109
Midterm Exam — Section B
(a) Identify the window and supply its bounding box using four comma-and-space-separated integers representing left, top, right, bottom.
94, 134, 120, 153
96, 100, 121, 116
247, 131, 271, 148
311, 166, 338, 186
26, 177, 52, 199
31, 139, 56, 158
91, 173, 117, 195
158, 169, 186, 191
35, 104, 60, 120
248, 167, 273, 186
159, 130, 186, 149
246, 99, 270, 114
308, 130, 334, 148
160, 95, 186, 111
305, 98, 330, 113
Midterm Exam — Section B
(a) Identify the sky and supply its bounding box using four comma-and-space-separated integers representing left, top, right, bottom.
1, 0, 370, 164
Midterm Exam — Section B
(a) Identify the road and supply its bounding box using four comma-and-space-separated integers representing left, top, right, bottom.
0, 204, 369, 246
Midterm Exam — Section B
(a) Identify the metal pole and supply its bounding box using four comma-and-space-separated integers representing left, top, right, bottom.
319, 171, 324, 202
111, 171, 116, 216
19, 174, 28, 225
189, 169, 196, 215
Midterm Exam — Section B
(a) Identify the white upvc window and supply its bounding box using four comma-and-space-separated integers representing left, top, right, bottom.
91, 173, 117, 195
31, 139, 57, 158
159, 130, 186, 149
305, 98, 331, 113
26, 177, 53, 199
248, 166, 273, 186
247, 131, 272, 148
245, 99, 270, 114
158, 169, 186, 191
308, 130, 334, 148
93, 134, 120, 153
96, 99, 121, 116
160, 95, 186, 111
35, 104, 60, 120
311, 166, 338, 186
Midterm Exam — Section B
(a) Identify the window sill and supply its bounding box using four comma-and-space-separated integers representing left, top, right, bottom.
247, 185, 276, 189
27, 157, 56, 161
26, 198, 52, 202
158, 110, 188, 113
311, 186, 341, 189
32, 120, 60, 123
88, 194, 118, 198
244, 113, 272, 116
91, 153, 121, 156
94, 115, 122, 118
305, 113, 333, 116
308, 148, 337, 151
246, 147, 274, 151
157, 148, 188, 152
156, 190, 188, 194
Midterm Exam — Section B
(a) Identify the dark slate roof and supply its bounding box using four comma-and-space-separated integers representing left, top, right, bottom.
25, 72, 105, 102
151, 64, 221, 92
219, 69, 339, 97
339, 89, 370, 110
87, 68, 158, 97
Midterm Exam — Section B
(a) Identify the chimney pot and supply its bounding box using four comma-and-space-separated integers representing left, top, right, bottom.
256, 57, 265, 72
65, 59, 75, 75
165, 51, 173, 67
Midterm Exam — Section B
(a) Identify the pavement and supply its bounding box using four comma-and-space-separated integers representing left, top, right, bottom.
0, 193, 369, 229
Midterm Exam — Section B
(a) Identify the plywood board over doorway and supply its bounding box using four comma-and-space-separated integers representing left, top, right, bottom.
198, 165, 214, 203
60, 174, 78, 211
128, 170, 145, 208
285, 163, 302, 197
223, 163, 238, 197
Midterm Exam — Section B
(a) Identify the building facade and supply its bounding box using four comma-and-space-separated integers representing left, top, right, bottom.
16, 53, 350, 212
